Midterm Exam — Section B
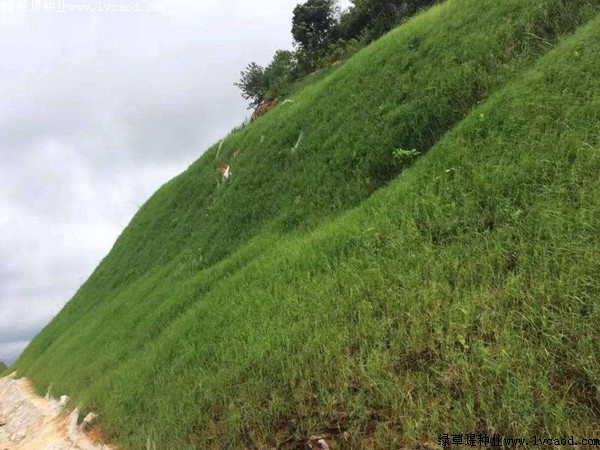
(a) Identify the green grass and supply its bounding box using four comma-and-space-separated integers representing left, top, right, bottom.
13, 0, 600, 448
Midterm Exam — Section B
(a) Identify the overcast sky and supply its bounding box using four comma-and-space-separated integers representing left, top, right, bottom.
0, 0, 351, 365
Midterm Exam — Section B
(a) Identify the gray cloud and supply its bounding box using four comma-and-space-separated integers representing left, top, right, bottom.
1, 0, 354, 366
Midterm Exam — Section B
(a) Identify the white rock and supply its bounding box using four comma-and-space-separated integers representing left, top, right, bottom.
82, 412, 98, 431
317, 438, 330, 450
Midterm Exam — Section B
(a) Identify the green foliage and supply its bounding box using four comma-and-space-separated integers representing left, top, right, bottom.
236, 0, 443, 107
234, 62, 265, 109
340, 0, 441, 42
334, 2, 370, 41
317, 38, 363, 66
292, 0, 339, 54
263, 50, 297, 98
0, 360, 7, 373
14, 1, 600, 449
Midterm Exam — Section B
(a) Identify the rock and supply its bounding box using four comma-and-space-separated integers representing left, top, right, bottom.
59, 395, 70, 407
218, 165, 231, 181
9, 430, 26, 442
316, 438, 330, 450
308, 435, 330, 450
251, 98, 279, 122
82, 412, 98, 431
1, 375, 114, 449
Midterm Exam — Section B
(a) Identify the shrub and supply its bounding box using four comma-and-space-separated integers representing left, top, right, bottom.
292, 0, 339, 54
318, 38, 363, 66
234, 62, 265, 109
338, 0, 442, 42
263, 50, 297, 98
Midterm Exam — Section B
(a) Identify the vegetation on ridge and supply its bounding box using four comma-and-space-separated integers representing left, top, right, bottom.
236, 0, 441, 106
13, 0, 600, 448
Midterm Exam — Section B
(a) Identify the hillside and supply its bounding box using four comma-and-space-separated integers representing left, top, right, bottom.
11, 0, 600, 448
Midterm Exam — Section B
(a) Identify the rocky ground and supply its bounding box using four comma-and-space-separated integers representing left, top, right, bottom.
0, 374, 112, 450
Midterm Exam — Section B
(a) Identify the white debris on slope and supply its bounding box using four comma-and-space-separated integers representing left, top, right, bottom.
0, 374, 114, 450
292, 132, 304, 153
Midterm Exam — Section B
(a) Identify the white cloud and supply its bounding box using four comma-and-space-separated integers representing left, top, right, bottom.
1, 0, 333, 365
0, 341, 30, 366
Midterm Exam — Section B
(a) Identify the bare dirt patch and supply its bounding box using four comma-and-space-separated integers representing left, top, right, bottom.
0, 374, 114, 450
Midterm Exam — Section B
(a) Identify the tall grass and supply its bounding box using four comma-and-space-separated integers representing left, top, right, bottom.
14, 0, 600, 448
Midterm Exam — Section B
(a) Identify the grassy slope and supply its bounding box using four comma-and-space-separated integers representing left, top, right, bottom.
14, 0, 600, 448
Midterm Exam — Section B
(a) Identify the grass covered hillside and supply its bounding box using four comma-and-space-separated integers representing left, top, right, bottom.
13, 0, 600, 448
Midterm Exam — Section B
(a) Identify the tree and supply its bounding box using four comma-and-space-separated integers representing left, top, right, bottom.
337, 0, 440, 42
0, 360, 7, 372
234, 62, 265, 109
334, 2, 369, 41
292, 0, 338, 54
263, 50, 297, 97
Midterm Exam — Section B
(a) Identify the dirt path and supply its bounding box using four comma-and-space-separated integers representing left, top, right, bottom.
0, 374, 113, 450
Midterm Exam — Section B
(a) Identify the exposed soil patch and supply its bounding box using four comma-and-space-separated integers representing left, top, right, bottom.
0, 374, 114, 450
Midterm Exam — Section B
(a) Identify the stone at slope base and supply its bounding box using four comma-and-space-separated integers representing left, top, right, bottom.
0, 375, 114, 450
251, 97, 279, 121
